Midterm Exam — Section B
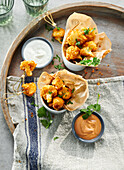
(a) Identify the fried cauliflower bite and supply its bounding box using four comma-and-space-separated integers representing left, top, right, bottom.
52, 77, 64, 90
52, 28, 65, 44
67, 29, 87, 46
66, 46, 82, 61
80, 47, 94, 58
22, 82, 36, 97
58, 86, 72, 100
83, 41, 97, 51
81, 27, 96, 41
20, 60, 37, 76
53, 97, 64, 110
40, 85, 57, 103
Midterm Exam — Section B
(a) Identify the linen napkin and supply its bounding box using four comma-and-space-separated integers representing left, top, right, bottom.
7, 76, 124, 170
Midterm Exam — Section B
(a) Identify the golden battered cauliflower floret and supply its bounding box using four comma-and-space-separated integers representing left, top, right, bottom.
67, 29, 87, 46
52, 28, 65, 44
53, 97, 64, 110
22, 82, 36, 97
20, 60, 37, 76
52, 77, 64, 90
66, 46, 82, 61
40, 85, 57, 103
80, 47, 94, 58
81, 27, 96, 41
83, 41, 97, 51
58, 87, 72, 100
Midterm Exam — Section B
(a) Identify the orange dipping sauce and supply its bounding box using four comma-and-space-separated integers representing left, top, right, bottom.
74, 114, 102, 140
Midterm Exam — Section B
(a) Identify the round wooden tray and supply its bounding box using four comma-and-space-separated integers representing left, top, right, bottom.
1, 2, 124, 134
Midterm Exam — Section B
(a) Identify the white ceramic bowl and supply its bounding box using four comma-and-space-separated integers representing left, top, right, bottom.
21, 37, 53, 69
41, 97, 66, 114
61, 30, 86, 71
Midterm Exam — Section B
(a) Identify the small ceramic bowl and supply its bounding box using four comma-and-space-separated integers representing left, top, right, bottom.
41, 97, 66, 114
72, 111, 105, 143
21, 37, 53, 69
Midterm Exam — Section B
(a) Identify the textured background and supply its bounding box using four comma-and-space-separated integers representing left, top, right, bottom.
0, 0, 124, 169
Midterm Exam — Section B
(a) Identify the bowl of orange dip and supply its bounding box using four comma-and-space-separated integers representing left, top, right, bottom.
72, 111, 105, 143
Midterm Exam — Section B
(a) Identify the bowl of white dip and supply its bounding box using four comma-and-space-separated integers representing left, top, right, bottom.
21, 37, 54, 68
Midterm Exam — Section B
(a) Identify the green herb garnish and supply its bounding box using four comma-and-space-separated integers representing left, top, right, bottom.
51, 38, 54, 42
84, 27, 90, 35
37, 106, 53, 128
45, 24, 53, 31
90, 27, 96, 33
54, 136, 59, 141
67, 101, 73, 105
58, 94, 63, 98
71, 88, 74, 93
48, 91, 52, 94
52, 60, 54, 65
56, 27, 60, 31
80, 94, 101, 120
75, 39, 82, 48
53, 55, 61, 62
54, 63, 65, 70
80, 57, 100, 66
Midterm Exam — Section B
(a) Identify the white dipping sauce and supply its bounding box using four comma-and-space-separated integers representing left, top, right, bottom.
23, 39, 52, 68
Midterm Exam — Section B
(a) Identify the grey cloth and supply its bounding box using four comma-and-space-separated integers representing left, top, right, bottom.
7, 76, 124, 170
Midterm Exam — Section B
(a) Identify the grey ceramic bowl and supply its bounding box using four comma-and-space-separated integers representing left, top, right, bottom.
21, 37, 53, 69
72, 111, 105, 143
41, 97, 66, 114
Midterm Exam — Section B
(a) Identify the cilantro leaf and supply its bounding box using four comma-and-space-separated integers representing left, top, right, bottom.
80, 57, 100, 66
84, 27, 90, 35
72, 88, 74, 93
56, 27, 60, 31
54, 63, 65, 70
82, 113, 89, 120
93, 104, 101, 111
38, 106, 47, 118
67, 101, 73, 105
80, 94, 101, 120
31, 103, 39, 107
54, 136, 59, 141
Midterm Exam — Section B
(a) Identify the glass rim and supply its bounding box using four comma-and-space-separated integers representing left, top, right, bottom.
23, 0, 49, 7
0, 0, 14, 16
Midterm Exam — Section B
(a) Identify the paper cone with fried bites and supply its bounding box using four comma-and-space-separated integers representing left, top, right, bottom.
38, 70, 89, 111
62, 12, 112, 67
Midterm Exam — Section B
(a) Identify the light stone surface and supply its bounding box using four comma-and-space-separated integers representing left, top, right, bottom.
0, 0, 124, 169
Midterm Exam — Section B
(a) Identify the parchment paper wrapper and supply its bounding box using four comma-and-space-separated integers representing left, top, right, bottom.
62, 12, 112, 66
38, 69, 89, 111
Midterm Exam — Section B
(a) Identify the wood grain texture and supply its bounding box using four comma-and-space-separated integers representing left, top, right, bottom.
0, 2, 124, 134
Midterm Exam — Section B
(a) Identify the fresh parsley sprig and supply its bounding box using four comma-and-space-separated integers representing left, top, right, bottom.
53, 55, 61, 62
80, 57, 100, 66
80, 93, 101, 120
54, 63, 65, 70
37, 106, 53, 129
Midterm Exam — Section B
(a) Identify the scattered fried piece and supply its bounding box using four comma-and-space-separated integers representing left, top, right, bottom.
52, 28, 65, 44
67, 29, 87, 46
81, 27, 96, 41
58, 86, 72, 100
40, 85, 57, 103
52, 77, 64, 90
20, 60, 37, 76
22, 82, 36, 96
53, 97, 64, 110
66, 46, 82, 61
80, 47, 94, 58
83, 41, 97, 51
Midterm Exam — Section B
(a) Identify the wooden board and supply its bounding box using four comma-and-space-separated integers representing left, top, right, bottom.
1, 2, 124, 134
